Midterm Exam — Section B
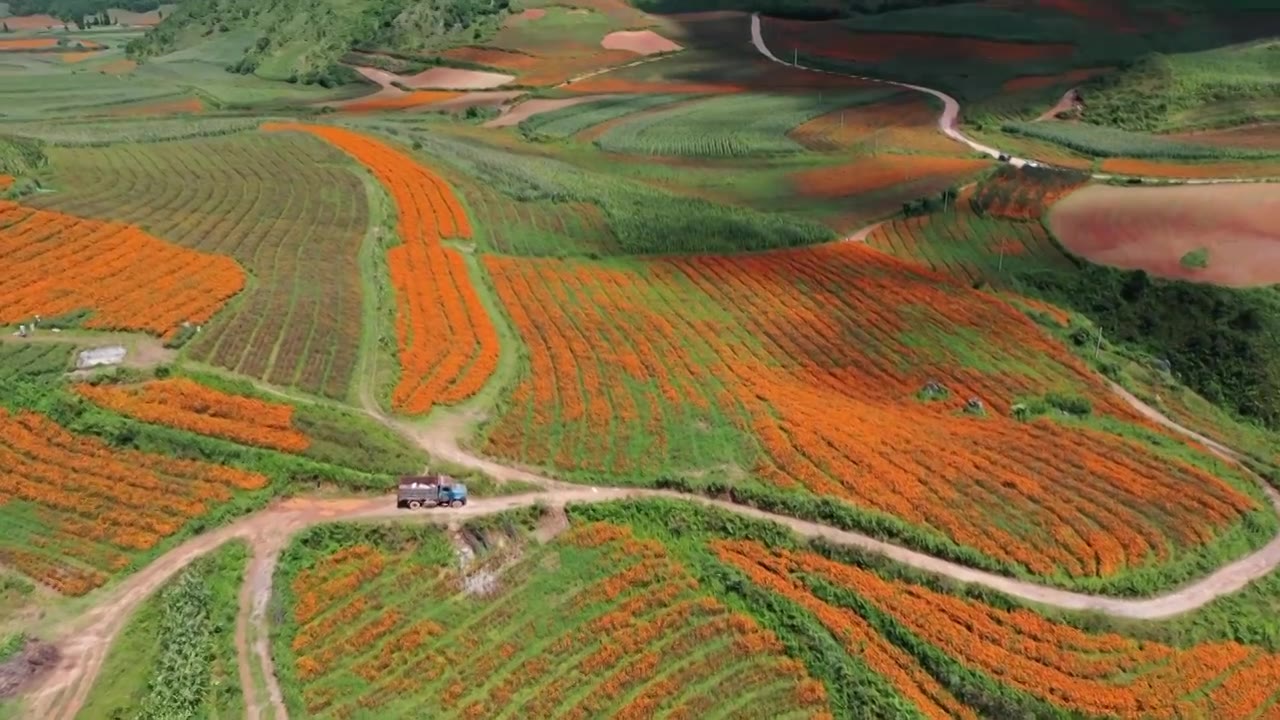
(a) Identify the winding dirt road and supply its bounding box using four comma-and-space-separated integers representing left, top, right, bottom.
24, 371, 1280, 720
749, 13, 1276, 184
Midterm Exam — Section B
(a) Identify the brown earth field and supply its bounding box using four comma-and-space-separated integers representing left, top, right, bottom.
1166, 124, 1280, 152
1049, 183, 1280, 286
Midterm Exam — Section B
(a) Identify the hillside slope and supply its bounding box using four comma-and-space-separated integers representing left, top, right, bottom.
127, 0, 510, 84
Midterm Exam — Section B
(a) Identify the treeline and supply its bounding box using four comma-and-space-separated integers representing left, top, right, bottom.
128, 0, 509, 86
1016, 261, 1280, 430
4, 0, 162, 23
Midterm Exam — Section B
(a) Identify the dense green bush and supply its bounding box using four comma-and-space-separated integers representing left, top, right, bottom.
0, 135, 47, 177
1015, 261, 1280, 430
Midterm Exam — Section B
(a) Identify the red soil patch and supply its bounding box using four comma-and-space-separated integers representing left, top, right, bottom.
0, 14, 62, 31
564, 76, 745, 94
601, 30, 682, 55
0, 176, 12, 190
411, 90, 523, 112
792, 155, 991, 198
764, 17, 1075, 63
441, 47, 541, 72
351, 64, 399, 88
60, 51, 98, 63
107, 96, 204, 116
485, 94, 615, 128
403, 66, 514, 89
98, 58, 137, 74
1002, 67, 1109, 92
336, 90, 462, 113
1099, 158, 1280, 179
1166, 124, 1280, 152
1037, 0, 1139, 32
0, 38, 58, 51
1050, 183, 1280, 286
790, 94, 965, 155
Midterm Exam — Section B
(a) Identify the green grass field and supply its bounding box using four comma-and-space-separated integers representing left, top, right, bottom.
595, 90, 898, 158
519, 94, 689, 140
78, 542, 248, 720
1002, 118, 1280, 160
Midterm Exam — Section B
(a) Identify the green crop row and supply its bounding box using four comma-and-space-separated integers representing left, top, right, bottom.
405, 128, 834, 254
0, 343, 74, 381
78, 543, 247, 720
0, 116, 262, 146
1001, 119, 1279, 159
519, 94, 688, 140
595, 91, 897, 158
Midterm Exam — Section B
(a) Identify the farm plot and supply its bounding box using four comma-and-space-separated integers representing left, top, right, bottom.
1048, 183, 1280, 286
264, 123, 498, 416
451, 173, 617, 256
30, 133, 368, 398
78, 543, 246, 720
789, 93, 962, 155
272, 521, 832, 720
517, 93, 687, 139
484, 244, 1265, 583
0, 343, 73, 381
74, 378, 311, 453
1002, 120, 1280, 160
0, 200, 244, 339
969, 165, 1090, 221
0, 408, 267, 595
1098, 157, 1280, 178
865, 198, 1074, 285
595, 91, 899, 158
716, 538, 1280, 718
790, 155, 991, 199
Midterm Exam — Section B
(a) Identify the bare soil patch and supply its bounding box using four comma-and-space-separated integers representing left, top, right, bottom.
0, 639, 59, 698
404, 66, 515, 89
1049, 183, 1280, 286
601, 30, 683, 55
484, 94, 615, 128
424, 90, 524, 113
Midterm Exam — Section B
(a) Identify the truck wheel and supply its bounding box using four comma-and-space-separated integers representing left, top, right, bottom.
409, 500, 422, 510
450, 500, 463, 508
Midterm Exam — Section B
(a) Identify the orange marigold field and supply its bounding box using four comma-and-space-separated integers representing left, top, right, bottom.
0, 408, 267, 595
0, 175, 12, 190
263, 123, 498, 415
791, 155, 991, 198
280, 522, 832, 719
337, 90, 462, 113
74, 378, 310, 453
0, 38, 58, 51
484, 244, 1259, 579
0, 200, 244, 338
718, 538, 1280, 719
1100, 158, 1280, 179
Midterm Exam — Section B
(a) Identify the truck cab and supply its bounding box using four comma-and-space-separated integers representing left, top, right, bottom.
397, 474, 468, 509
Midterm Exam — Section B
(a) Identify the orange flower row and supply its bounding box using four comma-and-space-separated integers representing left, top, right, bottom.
263, 123, 499, 416
0, 200, 244, 338
288, 522, 831, 718
0, 408, 266, 594
718, 538, 1280, 719
75, 378, 309, 453
484, 244, 1256, 578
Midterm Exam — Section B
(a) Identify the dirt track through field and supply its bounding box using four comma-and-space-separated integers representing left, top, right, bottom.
22, 366, 1280, 720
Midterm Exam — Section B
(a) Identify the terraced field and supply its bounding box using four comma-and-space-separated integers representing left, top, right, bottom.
272, 520, 831, 719
30, 132, 369, 398
484, 243, 1269, 589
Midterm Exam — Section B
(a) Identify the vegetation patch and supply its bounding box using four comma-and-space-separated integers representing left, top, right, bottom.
77, 542, 247, 719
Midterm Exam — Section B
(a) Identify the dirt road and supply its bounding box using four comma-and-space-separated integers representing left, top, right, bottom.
748, 13, 1273, 184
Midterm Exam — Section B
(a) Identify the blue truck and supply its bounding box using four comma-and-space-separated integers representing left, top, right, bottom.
397, 474, 468, 509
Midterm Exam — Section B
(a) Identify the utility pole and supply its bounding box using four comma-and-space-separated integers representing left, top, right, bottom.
794, 48, 798, 66
1094, 326, 1103, 358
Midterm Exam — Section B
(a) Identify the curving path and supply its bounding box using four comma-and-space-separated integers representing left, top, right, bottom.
23, 372, 1280, 720
749, 13, 1276, 185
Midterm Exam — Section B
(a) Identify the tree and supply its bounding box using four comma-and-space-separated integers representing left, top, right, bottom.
2, 22, 9, 33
